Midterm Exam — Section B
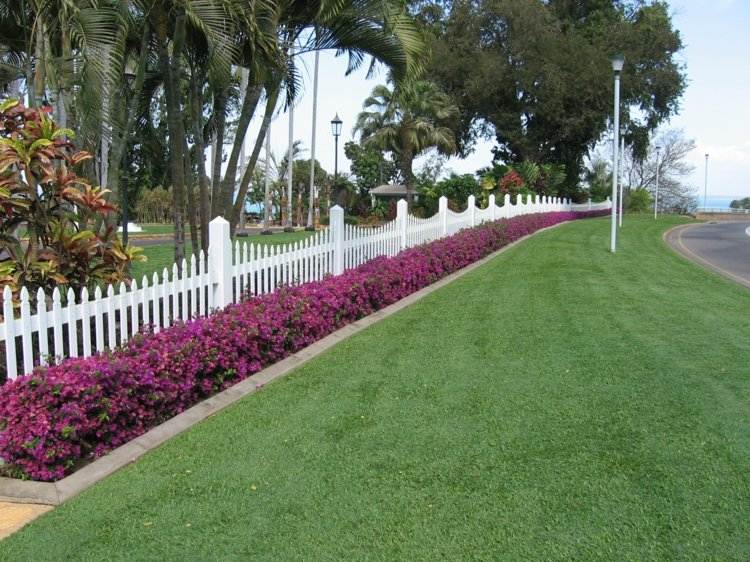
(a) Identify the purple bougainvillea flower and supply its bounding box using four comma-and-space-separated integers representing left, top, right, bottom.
0, 210, 606, 481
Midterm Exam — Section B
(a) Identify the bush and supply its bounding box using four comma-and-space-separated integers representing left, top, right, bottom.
0, 209, 608, 481
0, 99, 143, 303
627, 188, 653, 213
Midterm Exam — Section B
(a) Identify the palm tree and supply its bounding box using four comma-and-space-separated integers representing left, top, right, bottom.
222, 0, 427, 234
355, 78, 458, 203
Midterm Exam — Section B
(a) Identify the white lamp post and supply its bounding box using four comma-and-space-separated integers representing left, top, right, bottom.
618, 135, 625, 227
285, 81, 295, 232
703, 153, 709, 211
610, 54, 624, 253
330, 113, 342, 210
654, 145, 662, 219
306, 50, 320, 231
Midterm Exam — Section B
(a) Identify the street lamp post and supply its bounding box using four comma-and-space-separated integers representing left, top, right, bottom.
306, 50, 320, 231
703, 153, 709, 211
618, 135, 625, 227
654, 145, 662, 219
610, 54, 624, 253
285, 86, 295, 232
330, 113, 342, 209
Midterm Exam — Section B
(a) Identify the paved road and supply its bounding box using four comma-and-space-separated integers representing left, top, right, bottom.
665, 221, 750, 289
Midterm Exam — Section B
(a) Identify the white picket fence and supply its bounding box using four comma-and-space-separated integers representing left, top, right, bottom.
1, 194, 610, 379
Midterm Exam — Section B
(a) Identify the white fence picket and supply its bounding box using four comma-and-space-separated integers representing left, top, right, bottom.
0, 195, 611, 379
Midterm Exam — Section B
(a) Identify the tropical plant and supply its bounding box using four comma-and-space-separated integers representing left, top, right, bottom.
0, 100, 143, 303
355, 78, 459, 203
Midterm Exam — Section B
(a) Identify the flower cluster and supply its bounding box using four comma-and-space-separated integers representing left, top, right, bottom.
0, 210, 607, 481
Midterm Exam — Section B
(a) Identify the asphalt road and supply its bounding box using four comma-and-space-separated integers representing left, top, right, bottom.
665, 221, 750, 289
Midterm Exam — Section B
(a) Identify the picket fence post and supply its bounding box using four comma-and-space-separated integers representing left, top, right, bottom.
468, 194, 476, 226
439, 196, 448, 235
489, 194, 496, 221
209, 216, 232, 309
397, 199, 408, 249
330, 205, 345, 275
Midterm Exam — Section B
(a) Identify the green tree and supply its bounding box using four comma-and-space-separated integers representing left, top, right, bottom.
627, 188, 652, 213
415, 0, 686, 196
584, 158, 612, 202
355, 78, 459, 202
343, 141, 397, 195
729, 197, 750, 210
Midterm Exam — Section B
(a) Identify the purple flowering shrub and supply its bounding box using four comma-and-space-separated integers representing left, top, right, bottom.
0, 210, 606, 481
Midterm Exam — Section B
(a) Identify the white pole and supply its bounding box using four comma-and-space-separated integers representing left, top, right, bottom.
610, 71, 621, 253
703, 153, 709, 211
286, 58, 294, 231
307, 50, 320, 230
618, 136, 625, 227
262, 124, 271, 231
654, 147, 661, 219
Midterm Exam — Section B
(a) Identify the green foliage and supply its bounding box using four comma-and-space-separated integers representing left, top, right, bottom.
355, 78, 459, 189
419, 173, 482, 214
627, 188, 653, 213
585, 158, 612, 202
729, 197, 750, 210
418, 0, 686, 195
134, 187, 173, 223
344, 141, 397, 194
0, 101, 143, 303
291, 158, 328, 194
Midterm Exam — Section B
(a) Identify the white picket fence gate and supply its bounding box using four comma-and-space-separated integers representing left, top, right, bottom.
1, 194, 610, 379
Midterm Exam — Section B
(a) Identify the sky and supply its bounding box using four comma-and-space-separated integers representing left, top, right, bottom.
244, 0, 749, 201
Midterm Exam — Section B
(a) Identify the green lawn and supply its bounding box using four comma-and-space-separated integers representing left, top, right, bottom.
130, 230, 315, 281
3, 216, 750, 560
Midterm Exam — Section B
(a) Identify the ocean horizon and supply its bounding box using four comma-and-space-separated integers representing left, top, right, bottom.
701, 195, 749, 209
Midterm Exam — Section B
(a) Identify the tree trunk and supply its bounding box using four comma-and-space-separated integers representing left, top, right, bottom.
179, 132, 197, 259
190, 70, 211, 254
210, 90, 227, 217
218, 81, 263, 218
229, 83, 280, 234
155, 9, 187, 265
106, 24, 150, 230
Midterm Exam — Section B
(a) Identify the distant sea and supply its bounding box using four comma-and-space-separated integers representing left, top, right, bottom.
702, 196, 745, 210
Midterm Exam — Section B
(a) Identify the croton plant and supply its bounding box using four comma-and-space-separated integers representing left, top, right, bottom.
0, 99, 143, 306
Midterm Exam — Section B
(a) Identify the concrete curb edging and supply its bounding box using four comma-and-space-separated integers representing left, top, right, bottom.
0, 220, 572, 506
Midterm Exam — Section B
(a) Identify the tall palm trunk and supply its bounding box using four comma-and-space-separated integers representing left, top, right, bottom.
210, 90, 227, 217
106, 24, 149, 229
230, 82, 280, 234
218, 80, 263, 218
155, 10, 188, 265
190, 70, 211, 253
183, 135, 199, 257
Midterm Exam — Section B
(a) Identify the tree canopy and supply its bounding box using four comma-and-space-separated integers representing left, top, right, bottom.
413, 0, 686, 196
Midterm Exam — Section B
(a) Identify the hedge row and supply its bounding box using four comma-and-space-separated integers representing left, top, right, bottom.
0, 211, 607, 481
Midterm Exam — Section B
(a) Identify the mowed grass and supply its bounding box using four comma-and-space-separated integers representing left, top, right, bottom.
130, 230, 315, 281
3, 216, 750, 560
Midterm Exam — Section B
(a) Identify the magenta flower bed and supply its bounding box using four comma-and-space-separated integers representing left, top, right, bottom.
0, 211, 606, 481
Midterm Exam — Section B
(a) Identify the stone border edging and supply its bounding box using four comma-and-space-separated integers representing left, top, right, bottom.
663, 223, 750, 290
0, 220, 571, 506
